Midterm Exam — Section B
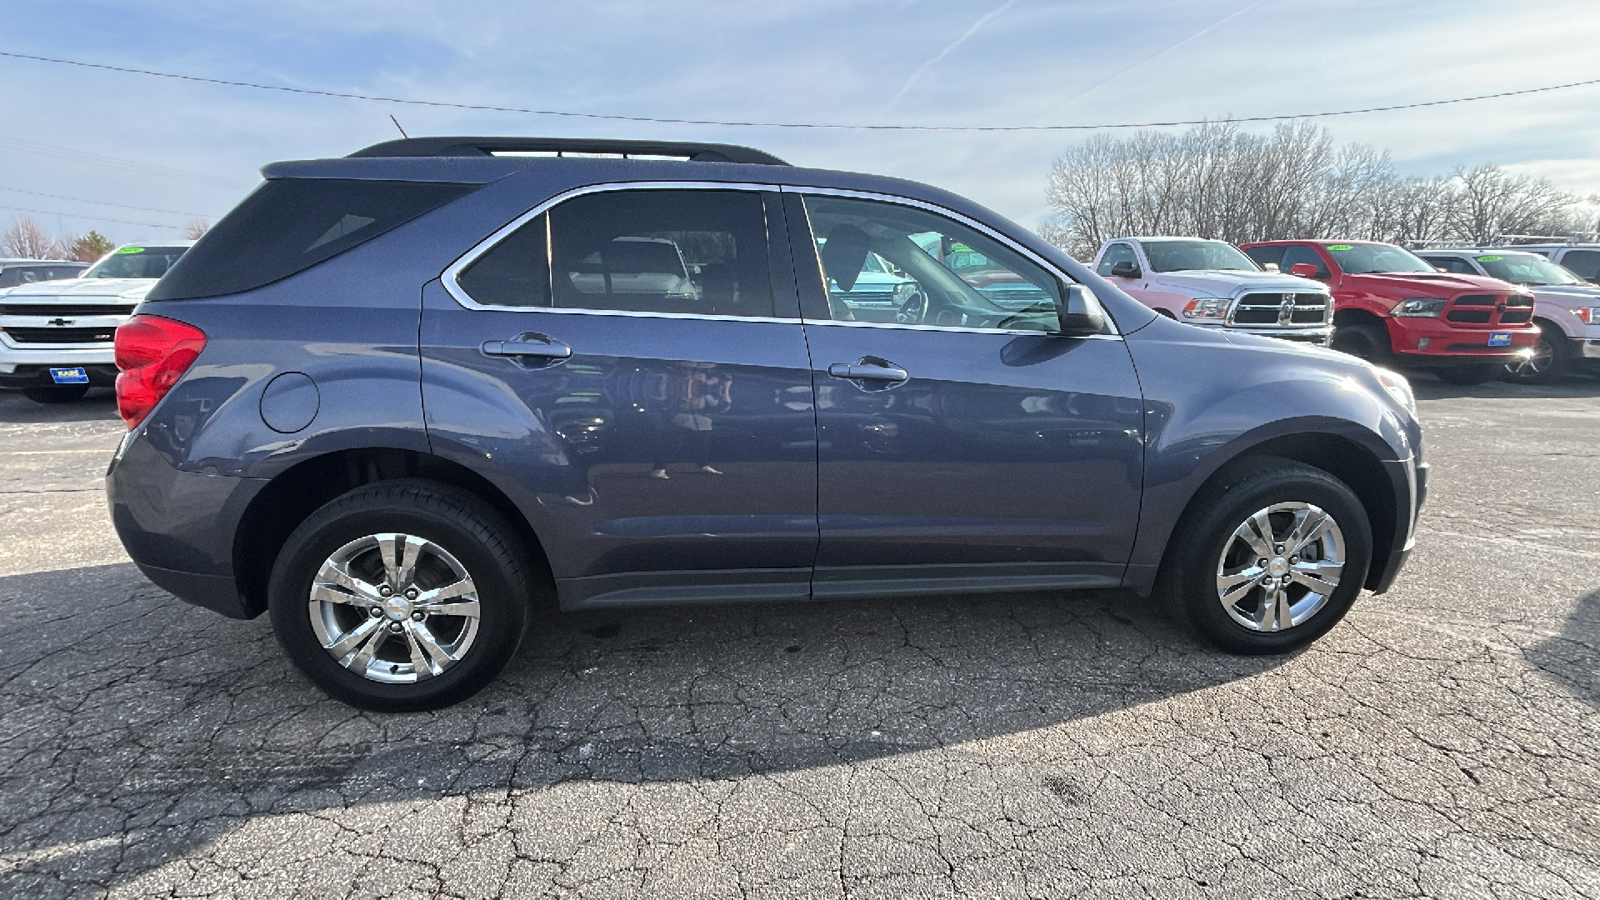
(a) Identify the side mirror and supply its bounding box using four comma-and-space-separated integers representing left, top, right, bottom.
1055, 283, 1107, 335
1290, 262, 1323, 279
1109, 260, 1141, 279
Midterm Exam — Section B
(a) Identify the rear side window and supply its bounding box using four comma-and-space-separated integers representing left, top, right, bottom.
147, 178, 477, 300
1559, 249, 1600, 282
1429, 257, 1478, 275
1096, 243, 1136, 276
1242, 245, 1285, 269
455, 189, 775, 318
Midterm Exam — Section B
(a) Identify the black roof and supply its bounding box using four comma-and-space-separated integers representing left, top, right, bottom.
348, 137, 788, 166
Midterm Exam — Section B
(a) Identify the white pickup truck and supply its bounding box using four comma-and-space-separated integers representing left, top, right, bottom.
1091, 237, 1333, 344
0, 241, 192, 403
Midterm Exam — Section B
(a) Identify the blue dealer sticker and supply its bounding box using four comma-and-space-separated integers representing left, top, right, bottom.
49, 367, 90, 384
1488, 332, 1512, 347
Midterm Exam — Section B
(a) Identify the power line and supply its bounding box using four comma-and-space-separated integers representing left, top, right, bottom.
0, 136, 238, 186
1, 48, 1597, 132
0, 185, 210, 219
0, 203, 186, 230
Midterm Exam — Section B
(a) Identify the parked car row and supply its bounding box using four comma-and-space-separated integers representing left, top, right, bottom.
1087, 234, 1600, 385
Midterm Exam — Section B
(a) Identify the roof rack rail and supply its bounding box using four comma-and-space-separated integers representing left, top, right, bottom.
1490, 232, 1600, 246
347, 136, 789, 166
1402, 239, 1463, 250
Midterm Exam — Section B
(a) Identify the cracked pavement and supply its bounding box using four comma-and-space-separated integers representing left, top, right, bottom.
1, 376, 1597, 899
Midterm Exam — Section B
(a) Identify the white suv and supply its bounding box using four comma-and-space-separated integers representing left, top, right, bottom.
0, 241, 193, 403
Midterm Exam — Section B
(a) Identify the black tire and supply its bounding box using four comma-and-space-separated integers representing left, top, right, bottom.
1158, 457, 1372, 655
1501, 323, 1568, 384
1329, 322, 1390, 365
1436, 364, 1498, 385
268, 481, 531, 712
23, 384, 90, 404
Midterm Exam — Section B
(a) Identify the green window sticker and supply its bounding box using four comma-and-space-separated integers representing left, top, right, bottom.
115, 246, 146, 254
1476, 255, 1503, 262
1326, 244, 1354, 251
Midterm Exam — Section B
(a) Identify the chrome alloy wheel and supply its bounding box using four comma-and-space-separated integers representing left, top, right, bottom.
1504, 335, 1554, 379
307, 533, 481, 684
1214, 502, 1346, 633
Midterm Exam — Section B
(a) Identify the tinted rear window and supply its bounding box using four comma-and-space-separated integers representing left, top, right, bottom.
147, 178, 477, 301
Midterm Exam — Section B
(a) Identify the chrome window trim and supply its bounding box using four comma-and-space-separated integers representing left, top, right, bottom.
781, 185, 1121, 337
441, 181, 794, 321
803, 318, 1123, 339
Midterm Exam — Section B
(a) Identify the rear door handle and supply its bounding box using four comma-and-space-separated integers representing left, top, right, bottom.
481, 337, 572, 360
827, 362, 908, 382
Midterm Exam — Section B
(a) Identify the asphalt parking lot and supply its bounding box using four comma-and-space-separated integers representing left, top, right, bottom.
1, 375, 1597, 899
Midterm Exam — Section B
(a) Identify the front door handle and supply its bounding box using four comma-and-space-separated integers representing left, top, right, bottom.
827, 362, 908, 382
481, 336, 573, 360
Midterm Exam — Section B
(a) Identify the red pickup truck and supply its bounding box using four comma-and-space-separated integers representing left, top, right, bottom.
1240, 240, 1539, 383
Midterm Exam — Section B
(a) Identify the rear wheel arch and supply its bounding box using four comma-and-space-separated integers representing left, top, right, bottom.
233, 448, 553, 617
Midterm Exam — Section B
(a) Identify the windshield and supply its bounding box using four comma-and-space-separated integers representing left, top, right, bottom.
1324, 242, 1435, 275
1140, 240, 1257, 273
1472, 252, 1587, 286
84, 246, 189, 279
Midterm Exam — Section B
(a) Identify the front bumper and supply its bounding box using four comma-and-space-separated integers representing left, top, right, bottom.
1387, 317, 1539, 365
1582, 339, 1600, 360
1229, 326, 1332, 344
1368, 456, 1426, 594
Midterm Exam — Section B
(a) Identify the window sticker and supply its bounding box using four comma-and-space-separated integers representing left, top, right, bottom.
115, 246, 146, 254
1326, 244, 1354, 251
1476, 256, 1503, 262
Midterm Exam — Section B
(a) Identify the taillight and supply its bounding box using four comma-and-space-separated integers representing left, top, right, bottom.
114, 314, 206, 429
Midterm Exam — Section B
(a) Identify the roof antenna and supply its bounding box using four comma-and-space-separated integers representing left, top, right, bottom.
388, 115, 409, 138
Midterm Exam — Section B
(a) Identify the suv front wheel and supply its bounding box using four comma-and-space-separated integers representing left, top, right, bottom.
1161, 458, 1372, 654
268, 482, 531, 711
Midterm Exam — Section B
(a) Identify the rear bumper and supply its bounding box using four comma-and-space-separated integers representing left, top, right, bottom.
107, 431, 266, 619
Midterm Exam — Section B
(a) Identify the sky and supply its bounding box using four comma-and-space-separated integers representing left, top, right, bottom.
2, 0, 1599, 248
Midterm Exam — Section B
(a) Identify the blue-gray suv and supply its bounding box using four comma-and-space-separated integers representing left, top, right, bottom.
106, 137, 1426, 711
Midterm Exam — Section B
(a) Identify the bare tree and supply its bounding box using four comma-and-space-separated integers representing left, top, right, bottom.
1044, 126, 1588, 258
1, 215, 61, 259
1448, 165, 1579, 244
183, 219, 210, 240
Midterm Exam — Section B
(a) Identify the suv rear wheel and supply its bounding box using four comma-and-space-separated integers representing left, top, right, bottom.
1160, 458, 1371, 654
268, 482, 530, 711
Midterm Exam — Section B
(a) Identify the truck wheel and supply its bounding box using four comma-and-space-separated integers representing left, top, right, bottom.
1329, 322, 1389, 364
268, 482, 530, 712
23, 385, 90, 404
1436, 364, 1498, 385
1159, 457, 1371, 655
1501, 324, 1567, 384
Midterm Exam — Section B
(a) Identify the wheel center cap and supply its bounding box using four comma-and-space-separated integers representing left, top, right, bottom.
1268, 557, 1290, 577
383, 596, 412, 621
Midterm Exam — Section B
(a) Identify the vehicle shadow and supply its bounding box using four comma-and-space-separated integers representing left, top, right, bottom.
1410, 371, 1600, 401
1524, 587, 1599, 710
0, 389, 120, 424
0, 562, 1285, 891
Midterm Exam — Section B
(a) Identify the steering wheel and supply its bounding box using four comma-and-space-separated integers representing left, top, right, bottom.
894, 287, 929, 325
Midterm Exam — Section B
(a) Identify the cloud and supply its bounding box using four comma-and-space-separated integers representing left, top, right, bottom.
884, 0, 1016, 112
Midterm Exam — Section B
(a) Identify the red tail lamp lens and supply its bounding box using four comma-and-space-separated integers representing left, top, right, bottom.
114, 314, 206, 429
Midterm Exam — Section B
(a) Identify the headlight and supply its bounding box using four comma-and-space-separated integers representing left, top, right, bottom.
1394, 297, 1447, 317
1182, 297, 1230, 319
1374, 367, 1416, 418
